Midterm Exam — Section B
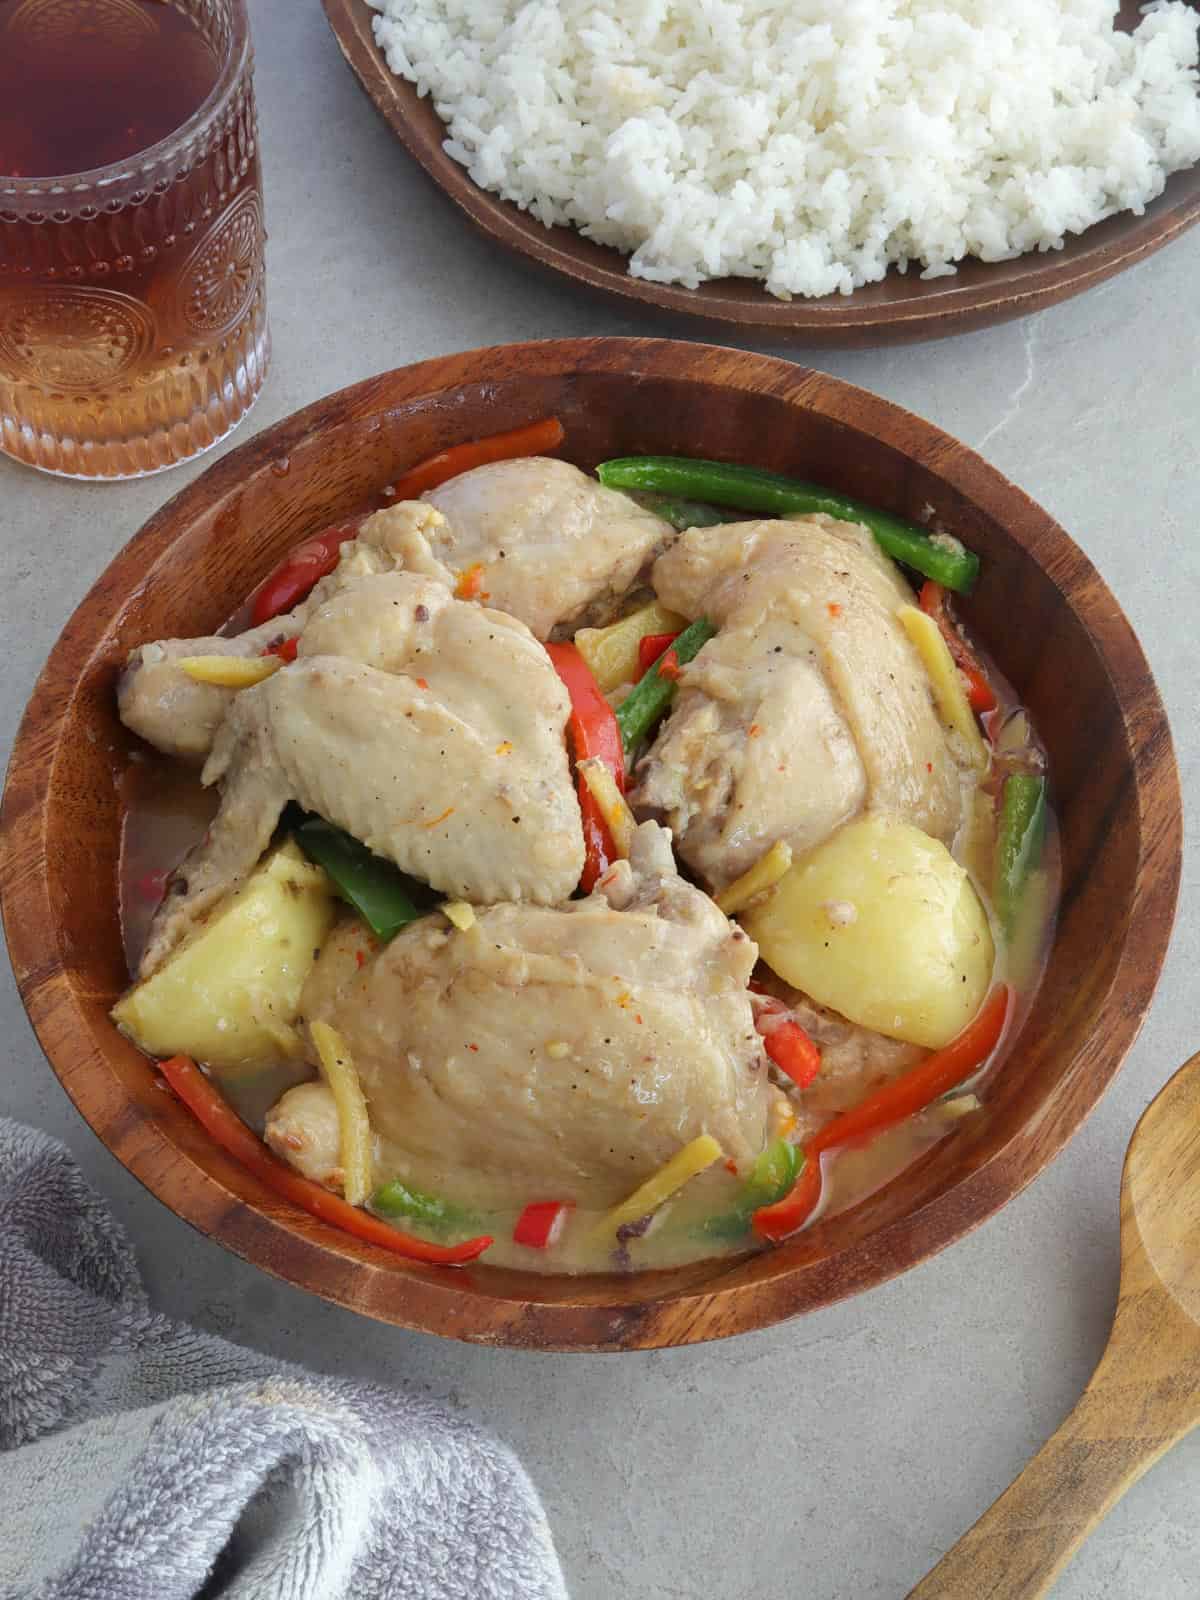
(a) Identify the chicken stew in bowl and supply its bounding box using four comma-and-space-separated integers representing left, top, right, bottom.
112, 423, 1057, 1274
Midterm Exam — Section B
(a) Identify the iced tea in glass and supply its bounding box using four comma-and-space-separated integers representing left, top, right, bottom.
0, 0, 268, 478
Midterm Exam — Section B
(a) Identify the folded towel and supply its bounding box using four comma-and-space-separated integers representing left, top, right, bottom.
0, 1118, 567, 1600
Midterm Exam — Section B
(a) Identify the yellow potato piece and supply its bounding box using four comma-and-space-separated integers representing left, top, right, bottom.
112, 841, 337, 1070
897, 606, 989, 771
741, 815, 994, 1049
177, 654, 282, 688
574, 601, 687, 692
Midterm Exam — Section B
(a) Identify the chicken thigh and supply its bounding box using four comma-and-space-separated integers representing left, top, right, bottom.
140, 572, 583, 976
633, 515, 966, 892
301, 823, 772, 1211
119, 464, 671, 761
423, 455, 672, 638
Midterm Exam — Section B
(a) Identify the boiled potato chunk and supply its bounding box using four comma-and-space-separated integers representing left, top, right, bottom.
113, 841, 336, 1069
741, 815, 994, 1049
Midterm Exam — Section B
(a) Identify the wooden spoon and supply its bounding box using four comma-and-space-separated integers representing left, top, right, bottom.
908, 1050, 1200, 1598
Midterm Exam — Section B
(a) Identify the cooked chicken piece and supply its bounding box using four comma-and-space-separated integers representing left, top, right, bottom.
140, 573, 582, 977
299, 912, 376, 1024
116, 616, 284, 764
423, 456, 672, 638
119, 466, 671, 761
633, 516, 966, 891
115, 513, 395, 763
322, 460, 668, 640
264, 1081, 344, 1190
302, 822, 771, 1211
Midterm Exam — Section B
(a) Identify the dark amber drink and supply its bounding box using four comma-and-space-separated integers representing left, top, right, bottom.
0, 0, 269, 478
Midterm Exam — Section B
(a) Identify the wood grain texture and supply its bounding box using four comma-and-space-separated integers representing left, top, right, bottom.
908, 1051, 1200, 1599
0, 338, 1183, 1350
322, 0, 1200, 348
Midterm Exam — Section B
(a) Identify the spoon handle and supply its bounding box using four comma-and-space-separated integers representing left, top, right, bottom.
905, 1342, 1200, 1599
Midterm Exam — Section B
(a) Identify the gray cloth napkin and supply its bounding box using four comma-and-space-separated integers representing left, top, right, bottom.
0, 1117, 567, 1600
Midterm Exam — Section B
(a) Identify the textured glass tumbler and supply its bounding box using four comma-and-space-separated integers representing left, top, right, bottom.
0, 0, 269, 479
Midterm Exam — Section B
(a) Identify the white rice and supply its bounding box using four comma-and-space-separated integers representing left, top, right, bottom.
367, 0, 1200, 300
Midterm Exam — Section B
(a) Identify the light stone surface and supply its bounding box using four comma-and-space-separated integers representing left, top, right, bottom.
2, 6, 1199, 1597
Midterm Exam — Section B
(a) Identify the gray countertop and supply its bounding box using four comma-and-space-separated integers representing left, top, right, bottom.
2, 5, 1198, 1597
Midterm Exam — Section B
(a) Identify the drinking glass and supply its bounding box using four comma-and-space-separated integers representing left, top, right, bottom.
0, 0, 269, 479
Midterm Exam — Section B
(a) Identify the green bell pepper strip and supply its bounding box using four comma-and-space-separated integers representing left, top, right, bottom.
614, 615, 717, 756
598, 456, 979, 595
292, 816, 433, 942
371, 1179, 474, 1231
697, 1139, 803, 1241
697, 1209, 758, 1243
993, 774, 1047, 939
744, 1138, 803, 1205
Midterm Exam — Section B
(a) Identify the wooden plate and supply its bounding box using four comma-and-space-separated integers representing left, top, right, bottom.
0, 339, 1182, 1349
323, 0, 1200, 347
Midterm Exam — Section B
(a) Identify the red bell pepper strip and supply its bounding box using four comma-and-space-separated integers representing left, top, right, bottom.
545, 642, 627, 893
750, 1150, 822, 1243
383, 417, 565, 503
919, 581, 997, 714
261, 636, 299, 663
637, 631, 681, 678
544, 643, 626, 783
250, 521, 361, 627
761, 1020, 822, 1089
810, 985, 1010, 1151
513, 1200, 574, 1249
752, 986, 1011, 1241
159, 1055, 493, 1266
753, 993, 822, 1088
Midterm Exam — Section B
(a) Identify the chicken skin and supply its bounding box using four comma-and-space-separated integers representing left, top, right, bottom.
423, 455, 672, 638
118, 463, 671, 762
140, 572, 582, 976
633, 515, 966, 892
296, 823, 772, 1210
264, 1082, 344, 1190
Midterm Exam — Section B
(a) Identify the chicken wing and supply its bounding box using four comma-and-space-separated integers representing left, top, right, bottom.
140, 573, 583, 976
114, 512, 413, 763
118, 464, 671, 761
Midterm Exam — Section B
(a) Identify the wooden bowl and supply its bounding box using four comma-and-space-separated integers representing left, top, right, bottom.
0, 339, 1181, 1349
323, 0, 1200, 347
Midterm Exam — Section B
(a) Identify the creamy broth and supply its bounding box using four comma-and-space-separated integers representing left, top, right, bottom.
367, 1148, 760, 1274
